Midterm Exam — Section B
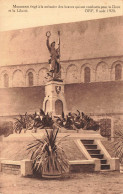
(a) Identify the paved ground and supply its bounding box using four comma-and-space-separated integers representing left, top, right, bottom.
0, 171, 123, 194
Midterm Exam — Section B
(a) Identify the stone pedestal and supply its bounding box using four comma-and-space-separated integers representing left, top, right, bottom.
43, 81, 67, 116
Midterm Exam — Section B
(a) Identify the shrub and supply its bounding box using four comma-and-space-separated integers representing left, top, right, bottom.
113, 128, 123, 163
0, 121, 14, 137
99, 119, 111, 139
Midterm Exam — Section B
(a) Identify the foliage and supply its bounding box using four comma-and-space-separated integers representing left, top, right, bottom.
14, 112, 33, 133
100, 119, 111, 139
55, 110, 100, 131
113, 129, 123, 163
0, 121, 13, 137
14, 110, 57, 133
14, 109, 100, 133
27, 128, 69, 176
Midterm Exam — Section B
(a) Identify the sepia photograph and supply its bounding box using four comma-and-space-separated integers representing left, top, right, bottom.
0, 0, 123, 193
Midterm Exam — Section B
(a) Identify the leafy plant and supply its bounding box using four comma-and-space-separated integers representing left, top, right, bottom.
14, 112, 33, 133
55, 110, 100, 131
0, 121, 13, 136
14, 109, 100, 133
99, 119, 111, 139
27, 128, 69, 176
14, 109, 59, 133
113, 129, 123, 163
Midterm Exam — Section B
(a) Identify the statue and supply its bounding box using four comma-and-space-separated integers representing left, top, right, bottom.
46, 31, 62, 81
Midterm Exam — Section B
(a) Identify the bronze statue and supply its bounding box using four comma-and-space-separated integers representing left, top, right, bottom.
46, 31, 61, 80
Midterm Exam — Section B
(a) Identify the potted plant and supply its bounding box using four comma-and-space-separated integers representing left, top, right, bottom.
27, 128, 69, 178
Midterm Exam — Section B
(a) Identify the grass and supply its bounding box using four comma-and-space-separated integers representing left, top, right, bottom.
0, 171, 123, 194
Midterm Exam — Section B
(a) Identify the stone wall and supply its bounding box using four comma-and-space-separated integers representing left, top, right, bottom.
0, 86, 45, 116
0, 56, 123, 88
69, 163, 95, 173
65, 81, 123, 114
1, 163, 21, 175
0, 81, 122, 117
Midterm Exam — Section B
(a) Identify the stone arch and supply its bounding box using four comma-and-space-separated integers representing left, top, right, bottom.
66, 64, 78, 83
25, 68, 36, 86
4, 73, 9, 88
12, 69, 24, 87
96, 61, 109, 82
38, 68, 48, 85
110, 60, 123, 81
0, 70, 9, 88
81, 63, 91, 83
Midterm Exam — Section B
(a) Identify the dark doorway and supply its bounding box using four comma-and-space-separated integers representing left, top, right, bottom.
55, 100, 63, 115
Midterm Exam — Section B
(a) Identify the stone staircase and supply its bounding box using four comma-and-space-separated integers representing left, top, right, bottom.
81, 140, 110, 170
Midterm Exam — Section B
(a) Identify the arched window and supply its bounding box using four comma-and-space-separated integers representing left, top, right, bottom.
66, 64, 78, 83
115, 64, 122, 80
84, 67, 90, 83
28, 72, 33, 86
4, 73, 9, 88
96, 62, 108, 82
38, 68, 48, 85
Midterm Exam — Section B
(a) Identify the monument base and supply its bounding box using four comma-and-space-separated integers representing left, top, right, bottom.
43, 80, 67, 116
48, 77, 63, 82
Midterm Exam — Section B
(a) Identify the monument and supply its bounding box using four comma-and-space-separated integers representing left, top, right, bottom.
43, 31, 67, 116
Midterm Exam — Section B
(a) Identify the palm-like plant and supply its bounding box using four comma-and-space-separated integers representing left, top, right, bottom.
27, 128, 69, 177
14, 113, 32, 133
113, 129, 123, 163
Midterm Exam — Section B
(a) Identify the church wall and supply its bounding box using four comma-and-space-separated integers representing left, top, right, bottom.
0, 56, 123, 88
0, 86, 45, 116
0, 81, 123, 117
64, 81, 123, 115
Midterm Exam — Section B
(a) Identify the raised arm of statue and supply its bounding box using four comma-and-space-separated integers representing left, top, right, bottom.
56, 46, 60, 54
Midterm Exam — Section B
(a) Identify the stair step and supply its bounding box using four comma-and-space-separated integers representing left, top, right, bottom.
101, 164, 110, 170
87, 149, 100, 154
84, 144, 97, 149
90, 154, 104, 159
100, 159, 107, 164
100, 170, 111, 172
81, 140, 94, 144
